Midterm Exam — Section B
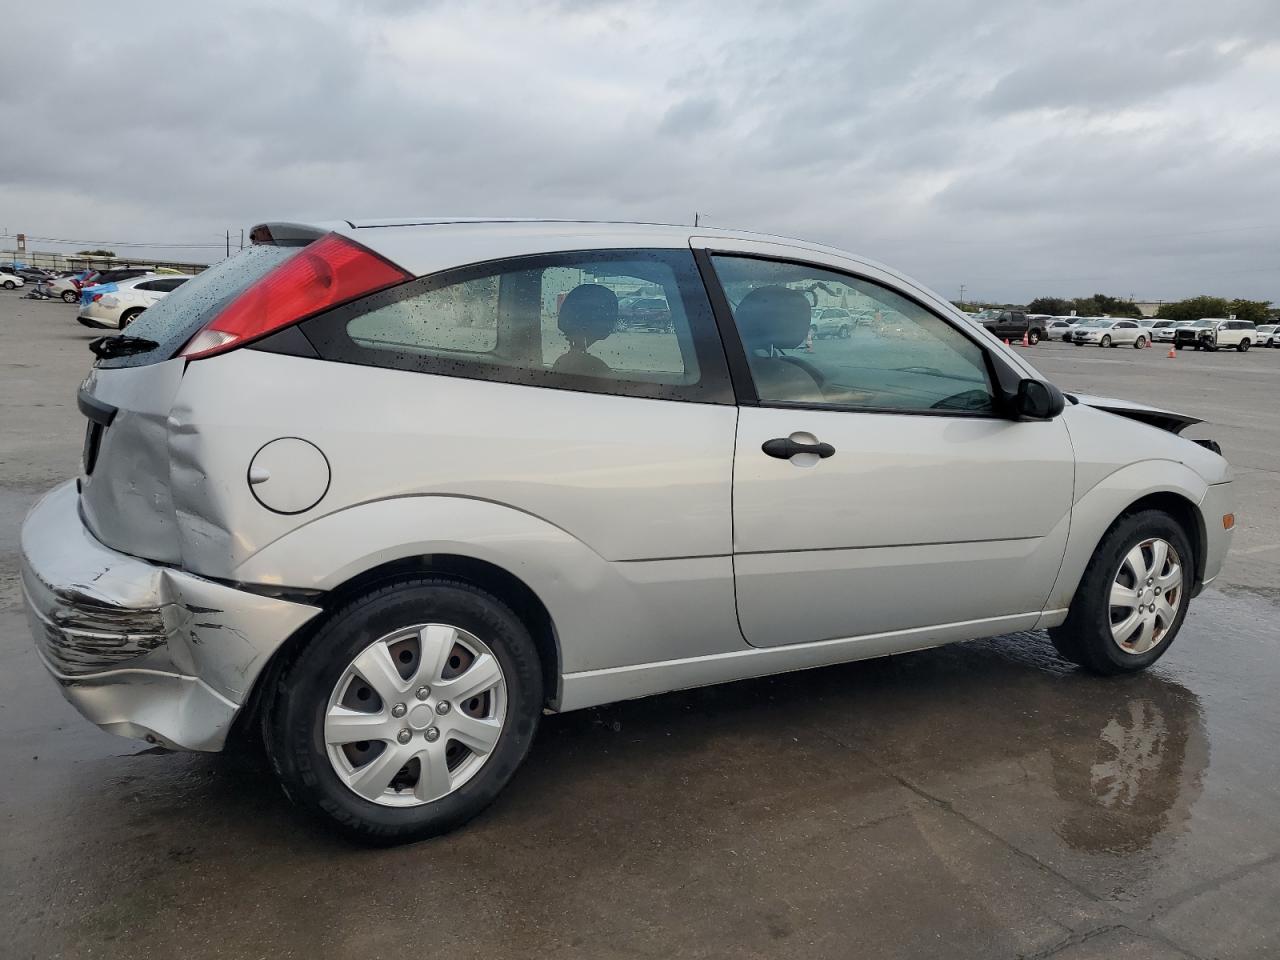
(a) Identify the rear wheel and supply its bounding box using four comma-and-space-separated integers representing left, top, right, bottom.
1238, 339, 1250, 352
61, 289, 78, 303
2, 280, 14, 290
839, 324, 851, 339
266, 578, 544, 844
1134, 335, 1147, 349
118, 308, 144, 329
1049, 510, 1192, 675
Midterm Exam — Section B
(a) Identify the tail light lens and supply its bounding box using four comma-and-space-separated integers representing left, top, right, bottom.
180, 233, 411, 360
91, 293, 103, 302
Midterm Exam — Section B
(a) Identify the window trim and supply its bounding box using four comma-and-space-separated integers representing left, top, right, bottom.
298, 248, 735, 406
695, 249, 1017, 420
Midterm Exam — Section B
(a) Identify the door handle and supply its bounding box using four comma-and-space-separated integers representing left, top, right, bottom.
762, 437, 836, 460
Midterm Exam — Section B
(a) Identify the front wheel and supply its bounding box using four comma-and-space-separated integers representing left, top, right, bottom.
1100, 335, 1112, 347
266, 578, 544, 844
1049, 510, 1192, 674
1238, 339, 1250, 352
2, 280, 14, 290
838, 324, 851, 339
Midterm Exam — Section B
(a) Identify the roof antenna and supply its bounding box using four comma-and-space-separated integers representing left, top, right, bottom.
694, 211, 700, 227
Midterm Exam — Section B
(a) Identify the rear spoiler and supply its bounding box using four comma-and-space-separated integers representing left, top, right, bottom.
248, 222, 332, 246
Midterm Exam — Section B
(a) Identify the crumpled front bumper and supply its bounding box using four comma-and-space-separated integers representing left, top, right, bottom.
20, 482, 322, 751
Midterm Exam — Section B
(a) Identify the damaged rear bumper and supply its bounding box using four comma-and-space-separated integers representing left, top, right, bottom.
20, 481, 322, 751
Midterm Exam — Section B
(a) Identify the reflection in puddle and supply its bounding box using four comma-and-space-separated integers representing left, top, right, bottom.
1051, 675, 1206, 856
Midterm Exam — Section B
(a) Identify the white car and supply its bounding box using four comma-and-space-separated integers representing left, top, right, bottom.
1070, 318, 1148, 348
1174, 318, 1257, 352
1046, 319, 1076, 340
76, 274, 190, 329
0, 270, 26, 290
1150, 320, 1179, 342
21, 217, 1235, 843
1256, 324, 1280, 347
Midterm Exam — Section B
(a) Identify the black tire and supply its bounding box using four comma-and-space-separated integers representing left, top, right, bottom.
1100, 335, 1111, 348
1193, 343, 1201, 351
1074, 341, 1082, 347
1134, 336, 1146, 349
1238, 339, 1250, 352
2, 280, 14, 290
265, 577, 544, 845
119, 308, 143, 329
839, 325, 851, 339
61, 289, 78, 303
1028, 330, 1040, 345
1049, 509, 1194, 675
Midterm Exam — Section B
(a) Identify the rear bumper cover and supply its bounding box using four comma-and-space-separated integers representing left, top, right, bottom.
20, 482, 322, 751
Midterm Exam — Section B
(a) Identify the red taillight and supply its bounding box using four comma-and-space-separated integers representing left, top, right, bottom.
179, 233, 412, 360
91, 293, 103, 302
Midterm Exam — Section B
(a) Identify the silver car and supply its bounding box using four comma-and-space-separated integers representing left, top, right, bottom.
20, 219, 1235, 843
1071, 317, 1147, 348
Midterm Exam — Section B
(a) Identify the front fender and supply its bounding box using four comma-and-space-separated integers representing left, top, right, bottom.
232, 495, 743, 679
1043, 459, 1209, 616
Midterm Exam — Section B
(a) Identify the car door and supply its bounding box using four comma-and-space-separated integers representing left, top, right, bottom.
695, 240, 1076, 648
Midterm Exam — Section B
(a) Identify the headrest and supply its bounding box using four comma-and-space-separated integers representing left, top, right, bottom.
558, 284, 618, 345
735, 286, 811, 351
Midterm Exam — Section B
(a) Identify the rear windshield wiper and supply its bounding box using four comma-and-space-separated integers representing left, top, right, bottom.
89, 335, 160, 359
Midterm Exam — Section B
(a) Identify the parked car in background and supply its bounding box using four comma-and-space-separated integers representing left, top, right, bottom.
1071, 318, 1147, 348
79, 267, 161, 306
20, 218, 1234, 844
810, 306, 859, 339
982, 310, 1047, 344
44, 271, 97, 302
76, 274, 189, 329
1150, 320, 1179, 343
8, 267, 53, 284
1175, 318, 1256, 352
1046, 319, 1076, 340
0, 270, 26, 290
1256, 324, 1280, 347
616, 295, 673, 332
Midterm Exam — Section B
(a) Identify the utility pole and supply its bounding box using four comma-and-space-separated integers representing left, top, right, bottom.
240, 228, 245, 251
226, 230, 230, 258
959, 284, 966, 306
694, 211, 699, 227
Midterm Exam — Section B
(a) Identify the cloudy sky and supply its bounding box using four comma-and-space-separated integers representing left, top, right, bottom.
2, 0, 1278, 303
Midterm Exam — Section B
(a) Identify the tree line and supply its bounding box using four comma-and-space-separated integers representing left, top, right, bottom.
982, 293, 1277, 324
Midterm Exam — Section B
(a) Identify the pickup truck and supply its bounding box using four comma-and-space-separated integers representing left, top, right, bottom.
982, 310, 1047, 345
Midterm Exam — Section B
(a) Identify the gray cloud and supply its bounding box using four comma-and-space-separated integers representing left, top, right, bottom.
0, 0, 1277, 303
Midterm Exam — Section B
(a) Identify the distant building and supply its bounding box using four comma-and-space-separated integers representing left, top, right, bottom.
0, 247, 207, 275
1134, 301, 1168, 318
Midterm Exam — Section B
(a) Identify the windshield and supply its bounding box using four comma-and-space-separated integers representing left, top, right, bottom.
1189, 319, 1215, 328
1078, 319, 1108, 328
96, 244, 298, 368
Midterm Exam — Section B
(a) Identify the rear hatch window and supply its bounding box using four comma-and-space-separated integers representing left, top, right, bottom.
97, 244, 298, 368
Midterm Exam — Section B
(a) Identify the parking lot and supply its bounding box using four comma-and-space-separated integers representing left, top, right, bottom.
2, 290, 1278, 959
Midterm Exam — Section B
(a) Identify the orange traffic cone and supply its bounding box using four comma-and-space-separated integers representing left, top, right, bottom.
1022, 331, 1030, 347
1167, 347, 1176, 358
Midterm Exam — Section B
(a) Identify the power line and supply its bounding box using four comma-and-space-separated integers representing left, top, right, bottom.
0, 233, 225, 249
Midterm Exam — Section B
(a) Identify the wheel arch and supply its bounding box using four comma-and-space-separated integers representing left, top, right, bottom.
231, 552, 562, 750
1044, 460, 1210, 616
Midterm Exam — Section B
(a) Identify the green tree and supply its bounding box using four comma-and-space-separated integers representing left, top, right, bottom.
76, 249, 116, 258
1229, 299, 1273, 326
1155, 296, 1231, 326
1027, 296, 1071, 315
1073, 293, 1142, 318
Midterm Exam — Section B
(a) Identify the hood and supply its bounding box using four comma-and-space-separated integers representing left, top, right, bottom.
1068, 393, 1202, 435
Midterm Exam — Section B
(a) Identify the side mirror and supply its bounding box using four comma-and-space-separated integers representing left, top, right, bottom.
1014, 378, 1064, 420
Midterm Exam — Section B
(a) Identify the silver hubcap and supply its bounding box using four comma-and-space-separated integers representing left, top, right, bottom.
1109, 538, 1182, 655
324, 624, 507, 807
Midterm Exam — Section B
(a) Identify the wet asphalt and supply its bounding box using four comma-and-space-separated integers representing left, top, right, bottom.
1, 295, 1277, 959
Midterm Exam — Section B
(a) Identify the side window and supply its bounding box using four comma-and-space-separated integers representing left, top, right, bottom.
155, 277, 188, 292
305, 249, 731, 404
133, 280, 162, 292
710, 255, 996, 414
